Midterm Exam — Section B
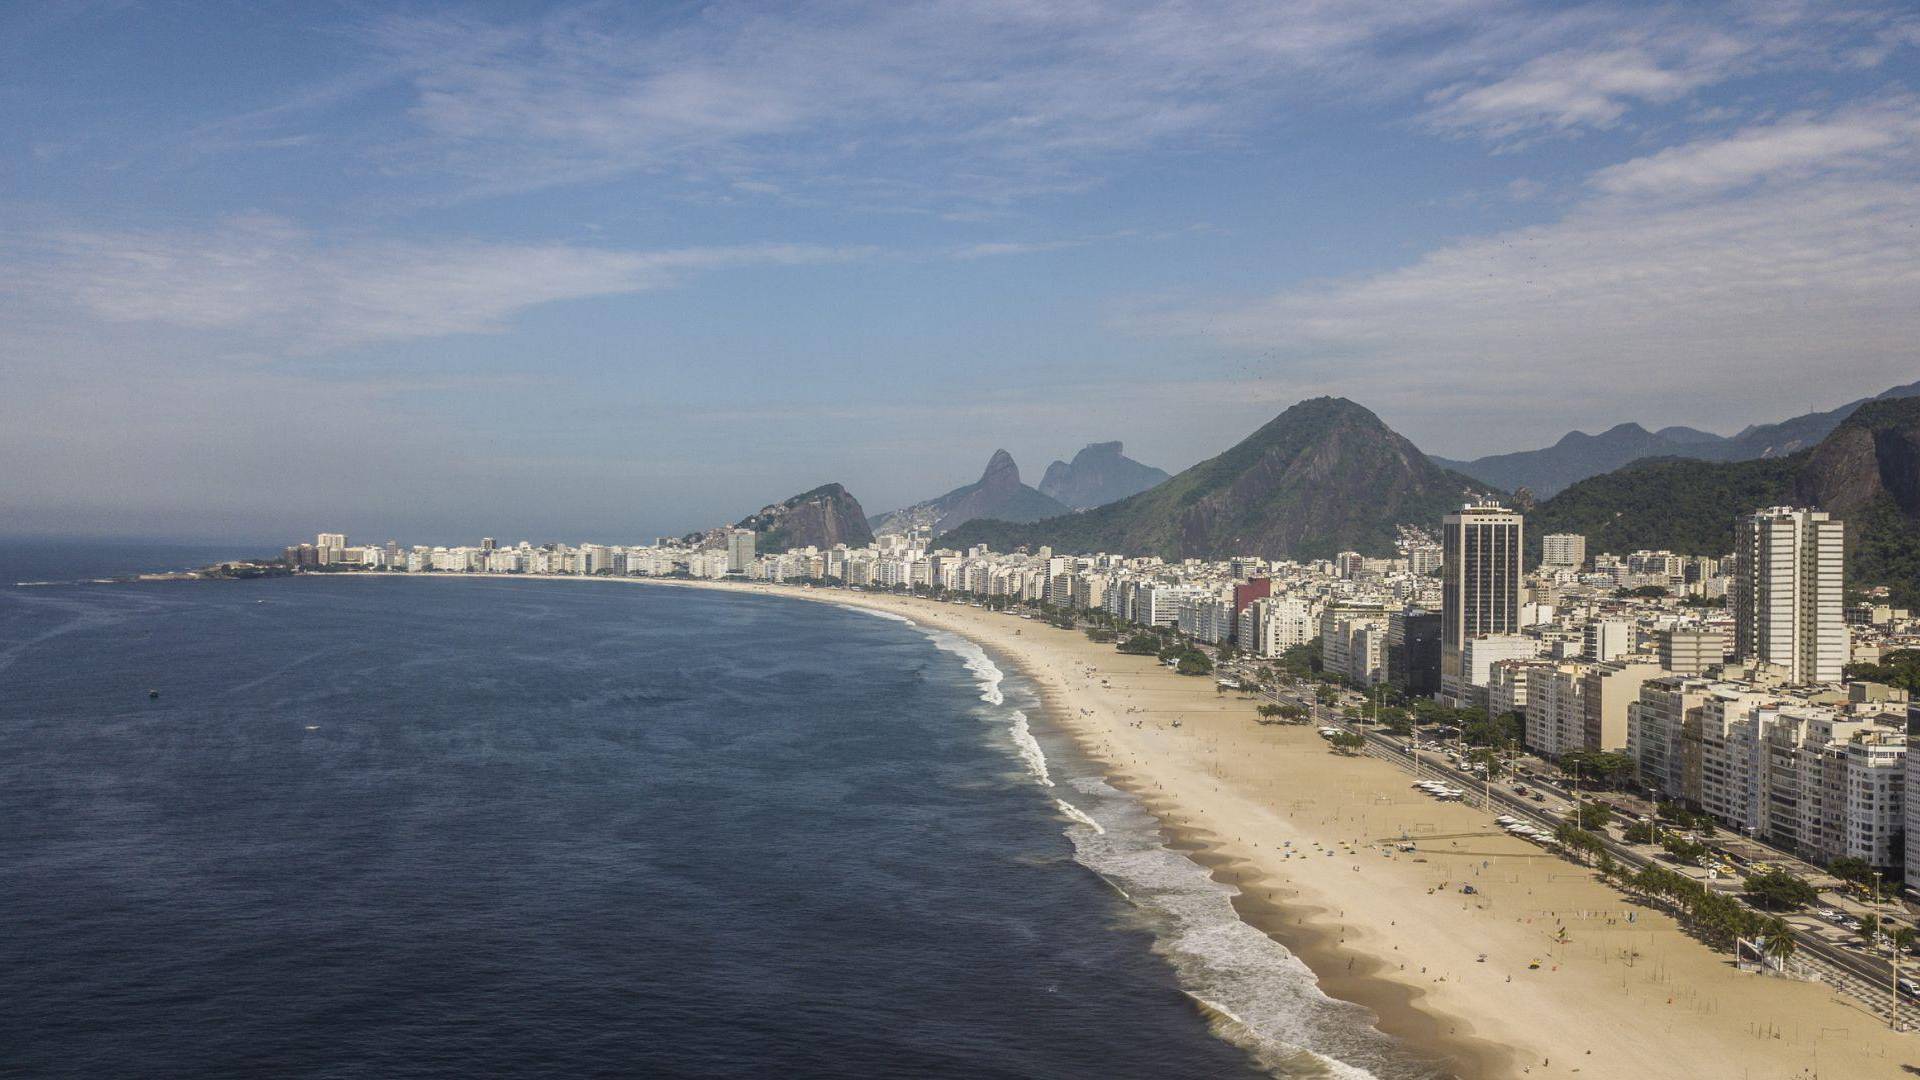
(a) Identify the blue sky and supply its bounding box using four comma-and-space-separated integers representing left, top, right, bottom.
4, 1, 1918, 542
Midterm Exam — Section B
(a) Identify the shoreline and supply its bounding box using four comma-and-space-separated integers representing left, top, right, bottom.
301, 573, 1918, 1078
1026, 676, 1505, 1078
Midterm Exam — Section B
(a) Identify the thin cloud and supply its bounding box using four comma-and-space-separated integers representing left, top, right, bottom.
1424, 43, 1737, 140
4, 215, 870, 353
351, 1, 1531, 205
1135, 170, 1920, 445
1590, 95, 1920, 197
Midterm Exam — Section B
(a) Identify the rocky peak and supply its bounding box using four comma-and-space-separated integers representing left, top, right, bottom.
979, 449, 1021, 488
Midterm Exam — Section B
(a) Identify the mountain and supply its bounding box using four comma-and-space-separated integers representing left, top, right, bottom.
1432, 423, 1701, 500
1725, 379, 1920, 460
871, 451, 1070, 536
735, 483, 875, 553
1438, 379, 1920, 498
942, 397, 1496, 561
1037, 441, 1171, 510
1653, 426, 1723, 447
1532, 397, 1920, 605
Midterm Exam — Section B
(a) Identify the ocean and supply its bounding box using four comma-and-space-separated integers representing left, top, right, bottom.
1, 547, 1427, 1078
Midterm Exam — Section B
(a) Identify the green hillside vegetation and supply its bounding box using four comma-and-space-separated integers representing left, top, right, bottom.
944, 398, 1491, 560
1530, 455, 1803, 556
1533, 396, 1920, 606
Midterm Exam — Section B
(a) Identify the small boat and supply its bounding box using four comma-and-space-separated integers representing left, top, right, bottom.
148, 689, 159, 699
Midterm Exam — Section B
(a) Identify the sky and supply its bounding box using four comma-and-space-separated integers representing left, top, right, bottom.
4, 0, 1919, 543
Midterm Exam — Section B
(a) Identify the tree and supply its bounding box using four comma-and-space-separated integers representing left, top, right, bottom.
1742, 869, 1819, 911
1552, 824, 1605, 865
1661, 835, 1708, 866
1595, 849, 1618, 882
1860, 913, 1882, 949
1558, 750, 1593, 788
1761, 918, 1797, 968
1175, 652, 1213, 677
1278, 639, 1322, 677
1828, 855, 1875, 886
1257, 703, 1307, 724
1465, 747, 1505, 780
1463, 710, 1525, 748
1844, 649, 1920, 694
1586, 751, 1634, 786
1623, 821, 1656, 844
1117, 634, 1159, 655
1328, 731, 1367, 755
1575, 803, 1612, 831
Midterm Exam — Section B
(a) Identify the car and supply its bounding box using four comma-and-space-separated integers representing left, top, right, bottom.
1512, 784, 1529, 795
1530, 792, 1546, 802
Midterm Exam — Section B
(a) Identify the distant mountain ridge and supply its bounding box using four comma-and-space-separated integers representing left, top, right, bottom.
942, 397, 1496, 560
1038, 442, 1170, 510
1436, 379, 1920, 498
736, 483, 874, 553
870, 450, 1069, 536
1531, 396, 1920, 605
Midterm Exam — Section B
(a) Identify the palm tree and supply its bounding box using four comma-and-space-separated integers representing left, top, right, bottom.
1894, 926, 1917, 1030
1762, 918, 1796, 970
1892, 926, 1916, 955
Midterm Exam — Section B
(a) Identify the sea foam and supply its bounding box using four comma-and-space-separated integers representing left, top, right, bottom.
1058, 773, 1411, 1079
841, 601, 1410, 1077
1006, 710, 1053, 787
1053, 798, 1103, 834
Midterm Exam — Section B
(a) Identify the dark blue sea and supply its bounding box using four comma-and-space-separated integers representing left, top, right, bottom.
1, 544, 1422, 1078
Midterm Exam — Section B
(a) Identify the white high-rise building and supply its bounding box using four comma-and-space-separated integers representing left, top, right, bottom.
1732, 508, 1847, 684
1441, 504, 1524, 703
1541, 533, 1586, 569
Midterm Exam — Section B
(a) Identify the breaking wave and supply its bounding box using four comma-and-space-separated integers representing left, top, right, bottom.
1054, 798, 1103, 834
839, 601, 1432, 1077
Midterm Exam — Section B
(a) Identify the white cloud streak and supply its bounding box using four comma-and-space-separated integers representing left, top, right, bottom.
2, 215, 869, 352
356, 0, 1533, 203
1590, 95, 1920, 196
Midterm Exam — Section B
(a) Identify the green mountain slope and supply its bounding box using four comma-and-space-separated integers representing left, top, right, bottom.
1439, 378, 1920, 497
1532, 397, 1920, 604
736, 483, 875, 553
942, 397, 1493, 560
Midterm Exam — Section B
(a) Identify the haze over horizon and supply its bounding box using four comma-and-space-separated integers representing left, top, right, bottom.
6, 1, 1919, 542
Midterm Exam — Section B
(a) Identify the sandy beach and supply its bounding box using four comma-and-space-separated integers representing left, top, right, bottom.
476, 575, 1918, 1078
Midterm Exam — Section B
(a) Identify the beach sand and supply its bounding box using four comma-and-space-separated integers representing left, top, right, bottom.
477, 576, 1920, 1078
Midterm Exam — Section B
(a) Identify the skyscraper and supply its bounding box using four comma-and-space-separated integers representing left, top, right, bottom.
1440, 503, 1523, 703
726, 528, 756, 575
1732, 507, 1847, 684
